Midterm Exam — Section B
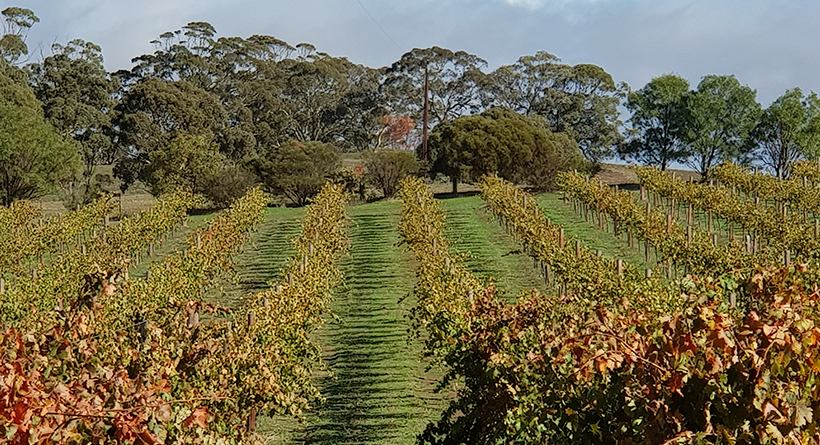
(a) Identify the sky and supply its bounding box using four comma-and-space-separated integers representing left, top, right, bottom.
10, 0, 820, 105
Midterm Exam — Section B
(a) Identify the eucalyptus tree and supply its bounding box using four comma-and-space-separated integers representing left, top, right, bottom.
0, 60, 78, 204
383, 46, 487, 132
29, 39, 119, 193
277, 53, 382, 148
485, 52, 623, 163
681, 75, 761, 179
750, 88, 820, 179
620, 74, 690, 170
0, 7, 38, 64
112, 78, 228, 191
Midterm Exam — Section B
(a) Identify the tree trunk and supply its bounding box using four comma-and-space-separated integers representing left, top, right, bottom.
452, 176, 458, 194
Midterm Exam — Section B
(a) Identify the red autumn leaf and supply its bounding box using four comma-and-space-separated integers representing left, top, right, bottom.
183, 406, 209, 429
114, 414, 139, 441
136, 429, 164, 445
667, 373, 684, 396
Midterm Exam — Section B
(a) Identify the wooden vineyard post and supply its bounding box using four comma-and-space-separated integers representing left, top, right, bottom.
187, 308, 199, 329
815, 220, 819, 239
666, 214, 673, 232
616, 259, 623, 276
687, 203, 693, 226
558, 228, 565, 249
645, 268, 652, 279
0, 278, 4, 294
246, 309, 257, 433
686, 226, 692, 248
575, 240, 581, 258
712, 234, 718, 247
645, 240, 650, 262
784, 250, 791, 267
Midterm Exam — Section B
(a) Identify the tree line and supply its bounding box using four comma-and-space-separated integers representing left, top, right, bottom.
0, 6, 816, 207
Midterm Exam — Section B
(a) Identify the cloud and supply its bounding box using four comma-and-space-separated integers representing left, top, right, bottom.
12, 0, 820, 105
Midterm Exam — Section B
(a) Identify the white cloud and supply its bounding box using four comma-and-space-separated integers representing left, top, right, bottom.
11, 0, 820, 105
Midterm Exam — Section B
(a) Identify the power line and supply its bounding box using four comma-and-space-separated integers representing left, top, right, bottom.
354, 0, 404, 53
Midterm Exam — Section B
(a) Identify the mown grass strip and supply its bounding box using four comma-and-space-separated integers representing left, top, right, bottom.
439, 195, 544, 299
296, 200, 445, 444
255, 200, 444, 444
535, 192, 653, 270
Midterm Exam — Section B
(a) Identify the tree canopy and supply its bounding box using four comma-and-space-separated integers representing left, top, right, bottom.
486, 52, 624, 163
620, 73, 691, 170
0, 60, 78, 205
681, 75, 761, 178
750, 88, 820, 179
7, 9, 820, 207
428, 107, 586, 192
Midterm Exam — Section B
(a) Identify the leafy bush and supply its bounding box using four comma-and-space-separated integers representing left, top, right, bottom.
203, 163, 259, 209
143, 133, 223, 196
363, 148, 419, 198
251, 140, 341, 206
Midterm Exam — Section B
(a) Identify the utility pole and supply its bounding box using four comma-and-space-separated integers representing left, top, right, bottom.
422, 65, 429, 163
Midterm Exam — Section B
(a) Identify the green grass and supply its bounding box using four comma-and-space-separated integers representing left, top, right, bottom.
215, 206, 305, 310
535, 193, 654, 271
233, 201, 446, 444
128, 214, 214, 279
439, 195, 545, 300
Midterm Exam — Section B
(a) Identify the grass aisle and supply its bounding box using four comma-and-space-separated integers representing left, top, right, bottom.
292, 200, 444, 445
535, 193, 652, 270
218, 207, 304, 310
129, 213, 213, 279
440, 195, 544, 299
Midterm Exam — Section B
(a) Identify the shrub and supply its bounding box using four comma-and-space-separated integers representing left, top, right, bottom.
363, 149, 419, 198
251, 140, 341, 206
203, 163, 259, 209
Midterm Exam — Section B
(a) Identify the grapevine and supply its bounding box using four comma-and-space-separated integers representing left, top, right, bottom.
557, 170, 771, 276
0, 195, 116, 273
637, 166, 820, 261
400, 176, 820, 444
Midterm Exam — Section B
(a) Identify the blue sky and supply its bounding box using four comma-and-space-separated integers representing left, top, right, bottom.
12, 0, 820, 105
